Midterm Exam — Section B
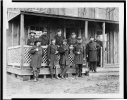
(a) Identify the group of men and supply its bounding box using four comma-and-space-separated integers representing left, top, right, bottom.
28, 28, 102, 82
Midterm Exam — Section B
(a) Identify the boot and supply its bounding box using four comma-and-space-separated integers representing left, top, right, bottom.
56, 75, 61, 79
51, 74, 54, 79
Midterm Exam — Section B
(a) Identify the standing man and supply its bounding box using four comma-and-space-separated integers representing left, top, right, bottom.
68, 32, 77, 68
86, 36, 101, 72
54, 29, 65, 47
27, 32, 37, 46
68, 32, 77, 47
73, 37, 85, 77
47, 39, 60, 79
39, 28, 49, 46
95, 35, 103, 67
29, 40, 44, 82
58, 39, 70, 79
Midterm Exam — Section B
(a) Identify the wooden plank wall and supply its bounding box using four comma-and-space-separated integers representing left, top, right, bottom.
7, 22, 12, 47
106, 24, 119, 64
8, 8, 119, 22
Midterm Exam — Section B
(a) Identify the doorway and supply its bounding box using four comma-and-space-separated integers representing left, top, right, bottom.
66, 28, 78, 39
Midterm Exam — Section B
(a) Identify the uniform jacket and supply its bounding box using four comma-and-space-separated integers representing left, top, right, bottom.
68, 37, 77, 46
73, 43, 85, 64
47, 44, 58, 66
29, 46, 44, 68
27, 37, 37, 46
86, 41, 101, 62
39, 35, 49, 46
54, 35, 65, 46
58, 44, 70, 65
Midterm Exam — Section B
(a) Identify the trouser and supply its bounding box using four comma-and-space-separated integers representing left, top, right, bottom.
89, 61, 97, 72
97, 49, 101, 66
76, 64, 82, 77
32, 68, 40, 79
60, 64, 69, 77
49, 65, 58, 78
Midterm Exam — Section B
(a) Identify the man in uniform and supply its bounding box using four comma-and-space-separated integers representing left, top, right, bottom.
58, 39, 70, 79
54, 29, 65, 47
39, 28, 49, 46
29, 40, 44, 82
47, 39, 60, 79
27, 32, 37, 46
68, 32, 77, 47
95, 35, 103, 66
86, 36, 101, 72
73, 37, 85, 77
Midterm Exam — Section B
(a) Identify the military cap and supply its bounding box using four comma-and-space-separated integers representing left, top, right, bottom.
90, 36, 94, 39
51, 38, 56, 42
42, 28, 48, 32
34, 39, 41, 45
29, 32, 36, 34
57, 29, 62, 32
71, 32, 76, 35
63, 39, 67, 42
77, 37, 82, 40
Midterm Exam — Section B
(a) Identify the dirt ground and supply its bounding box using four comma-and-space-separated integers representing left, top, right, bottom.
6, 73, 119, 97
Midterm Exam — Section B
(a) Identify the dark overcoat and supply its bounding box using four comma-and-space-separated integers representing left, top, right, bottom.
68, 38, 77, 46
29, 46, 44, 68
54, 35, 65, 46
27, 37, 37, 46
39, 35, 49, 46
73, 43, 85, 64
47, 44, 58, 66
95, 40, 103, 59
86, 41, 101, 62
58, 44, 70, 65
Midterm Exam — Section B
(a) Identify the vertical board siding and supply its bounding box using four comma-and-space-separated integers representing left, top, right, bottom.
65, 8, 79, 17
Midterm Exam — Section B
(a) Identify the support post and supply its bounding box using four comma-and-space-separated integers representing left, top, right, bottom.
20, 14, 24, 69
78, 28, 81, 37
85, 21, 88, 39
64, 27, 66, 38
85, 21, 88, 67
102, 22, 105, 67
12, 22, 14, 46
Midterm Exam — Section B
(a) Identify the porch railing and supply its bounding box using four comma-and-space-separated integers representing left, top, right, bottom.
7, 45, 75, 68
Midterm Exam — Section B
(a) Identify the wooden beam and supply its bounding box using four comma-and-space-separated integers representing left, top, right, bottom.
102, 22, 105, 67
12, 22, 14, 46
20, 14, 24, 69
85, 21, 88, 39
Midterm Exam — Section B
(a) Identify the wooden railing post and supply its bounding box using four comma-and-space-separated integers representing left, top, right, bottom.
85, 21, 88, 39
102, 22, 105, 67
20, 13, 24, 69
85, 21, 88, 67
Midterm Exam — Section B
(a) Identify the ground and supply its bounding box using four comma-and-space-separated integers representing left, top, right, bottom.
6, 73, 119, 97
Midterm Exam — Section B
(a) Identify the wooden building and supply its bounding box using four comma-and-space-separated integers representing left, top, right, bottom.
6, 8, 119, 80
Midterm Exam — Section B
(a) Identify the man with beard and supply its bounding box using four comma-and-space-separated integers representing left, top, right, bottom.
86, 36, 101, 72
